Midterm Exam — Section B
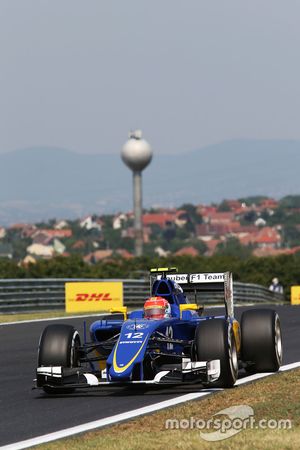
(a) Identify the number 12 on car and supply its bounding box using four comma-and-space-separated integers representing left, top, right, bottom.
124, 332, 144, 339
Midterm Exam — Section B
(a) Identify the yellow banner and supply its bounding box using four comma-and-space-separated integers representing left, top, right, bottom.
65, 282, 123, 313
291, 286, 300, 305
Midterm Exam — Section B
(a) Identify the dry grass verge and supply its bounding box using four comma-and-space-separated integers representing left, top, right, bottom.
36, 368, 300, 450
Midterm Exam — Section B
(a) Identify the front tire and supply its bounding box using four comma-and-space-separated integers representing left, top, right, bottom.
38, 324, 81, 394
241, 309, 282, 373
194, 319, 238, 388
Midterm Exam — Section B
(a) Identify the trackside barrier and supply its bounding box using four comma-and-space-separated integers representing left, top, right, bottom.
0, 278, 286, 313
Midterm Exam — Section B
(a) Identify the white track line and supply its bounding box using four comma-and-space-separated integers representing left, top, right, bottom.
2, 361, 300, 450
0, 314, 106, 326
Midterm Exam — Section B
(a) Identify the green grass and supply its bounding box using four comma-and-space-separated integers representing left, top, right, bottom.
35, 368, 300, 450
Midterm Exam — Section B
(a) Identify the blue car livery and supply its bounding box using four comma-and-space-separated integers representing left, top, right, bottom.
35, 268, 283, 393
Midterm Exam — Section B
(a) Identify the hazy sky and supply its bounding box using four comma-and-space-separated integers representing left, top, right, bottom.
0, 1, 300, 155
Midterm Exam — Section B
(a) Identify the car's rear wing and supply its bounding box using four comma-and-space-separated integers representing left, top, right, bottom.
150, 269, 234, 317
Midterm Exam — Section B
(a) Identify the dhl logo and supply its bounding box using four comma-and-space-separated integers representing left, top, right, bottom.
75, 293, 113, 302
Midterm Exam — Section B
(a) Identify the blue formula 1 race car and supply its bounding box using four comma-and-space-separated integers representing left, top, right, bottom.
35, 268, 283, 394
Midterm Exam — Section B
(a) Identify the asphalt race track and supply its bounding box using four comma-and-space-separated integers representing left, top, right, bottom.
0, 305, 299, 447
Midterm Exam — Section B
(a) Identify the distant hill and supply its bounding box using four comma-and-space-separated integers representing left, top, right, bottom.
0, 139, 299, 224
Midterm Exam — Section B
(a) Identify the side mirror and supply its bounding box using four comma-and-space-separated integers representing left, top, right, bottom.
179, 303, 201, 318
110, 306, 128, 320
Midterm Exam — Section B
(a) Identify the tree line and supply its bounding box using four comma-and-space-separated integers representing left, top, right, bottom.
0, 253, 299, 294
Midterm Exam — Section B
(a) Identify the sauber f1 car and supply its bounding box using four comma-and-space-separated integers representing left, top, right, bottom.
34, 268, 283, 393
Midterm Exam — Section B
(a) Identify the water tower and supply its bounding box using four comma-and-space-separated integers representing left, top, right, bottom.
121, 130, 153, 256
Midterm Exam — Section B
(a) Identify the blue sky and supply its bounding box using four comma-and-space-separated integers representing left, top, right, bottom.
0, 1, 299, 155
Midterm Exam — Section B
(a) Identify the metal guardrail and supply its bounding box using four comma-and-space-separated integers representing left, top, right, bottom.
0, 278, 286, 314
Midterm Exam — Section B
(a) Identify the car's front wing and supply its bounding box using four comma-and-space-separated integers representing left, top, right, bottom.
34, 359, 220, 391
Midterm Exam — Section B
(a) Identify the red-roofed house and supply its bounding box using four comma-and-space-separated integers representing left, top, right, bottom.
84, 248, 134, 263
239, 227, 281, 249
208, 212, 236, 224
259, 198, 279, 210
196, 222, 241, 238
115, 249, 134, 259
197, 205, 217, 216
143, 213, 170, 228
47, 229, 72, 238
174, 246, 199, 257
8, 223, 37, 238
142, 212, 182, 228
84, 250, 113, 263
253, 247, 295, 257
225, 200, 244, 211
204, 239, 221, 256
254, 227, 281, 248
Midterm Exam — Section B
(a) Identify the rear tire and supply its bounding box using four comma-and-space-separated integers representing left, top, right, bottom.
194, 319, 238, 388
38, 324, 81, 394
241, 309, 282, 373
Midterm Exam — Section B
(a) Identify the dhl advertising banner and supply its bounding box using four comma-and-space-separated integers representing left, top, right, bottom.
65, 282, 123, 313
291, 286, 300, 305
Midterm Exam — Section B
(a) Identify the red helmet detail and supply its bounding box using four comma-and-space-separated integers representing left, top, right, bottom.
144, 296, 171, 320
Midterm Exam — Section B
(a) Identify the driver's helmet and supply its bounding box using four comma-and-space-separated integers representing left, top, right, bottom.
144, 296, 171, 320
